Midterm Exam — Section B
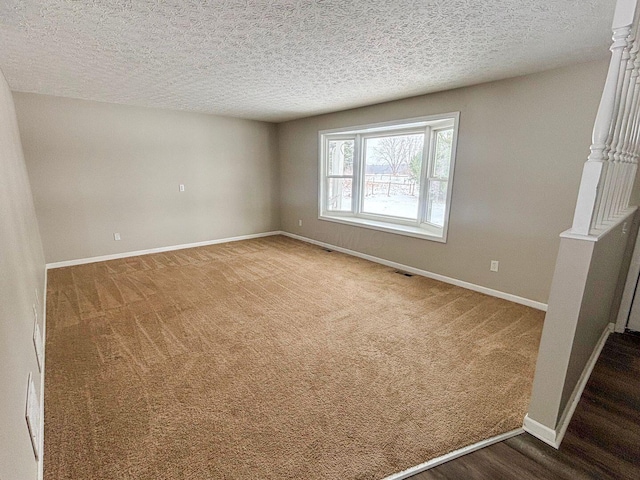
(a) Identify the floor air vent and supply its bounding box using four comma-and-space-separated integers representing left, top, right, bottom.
395, 270, 414, 277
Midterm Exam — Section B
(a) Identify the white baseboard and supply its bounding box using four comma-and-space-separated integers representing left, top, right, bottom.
553, 321, 614, 446
38, 270, 47, 480
523, 322, 614, 449
281, 232, 548, 311
45, 231, 281, 269
383, 428, 523, 479
522, 415, 559, 448
46, 230, 548, 312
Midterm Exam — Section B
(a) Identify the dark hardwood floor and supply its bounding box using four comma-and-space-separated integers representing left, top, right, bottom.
410, 333, 640, 479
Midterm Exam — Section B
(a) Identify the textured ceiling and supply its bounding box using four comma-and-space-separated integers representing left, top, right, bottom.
0, 1, 616, 122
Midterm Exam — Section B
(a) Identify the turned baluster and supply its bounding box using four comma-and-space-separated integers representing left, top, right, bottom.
601, 32, 634, 224
573, 12, 633, 234
625, 100, 640, 206
610, 27, 640, 217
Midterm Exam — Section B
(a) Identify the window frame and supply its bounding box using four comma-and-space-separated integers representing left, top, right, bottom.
318, 112, 460, 243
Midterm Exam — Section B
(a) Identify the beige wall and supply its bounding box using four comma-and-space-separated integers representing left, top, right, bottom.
278, 59, 609, 304
0, 69, 46, 480
14, 93, 280, 263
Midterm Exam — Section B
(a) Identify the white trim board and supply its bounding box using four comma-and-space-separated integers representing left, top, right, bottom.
561, 206, 637, 243
46, 231, 281, 269
38, 270, 47, 480
281, 232, 548, 311
383, 428, 523, 480
523, 322, 614, 449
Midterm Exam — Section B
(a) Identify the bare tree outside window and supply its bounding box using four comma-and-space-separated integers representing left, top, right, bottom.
363, 133, 424, 218
371, 135, 423, 176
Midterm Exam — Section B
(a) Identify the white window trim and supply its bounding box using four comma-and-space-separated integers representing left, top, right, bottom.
318, 112, 460, 243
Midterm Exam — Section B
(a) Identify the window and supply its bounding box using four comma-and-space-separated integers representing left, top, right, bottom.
319, 113, 459, 242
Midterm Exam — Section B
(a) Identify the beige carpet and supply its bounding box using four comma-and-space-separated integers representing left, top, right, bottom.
44, 235, 544, 479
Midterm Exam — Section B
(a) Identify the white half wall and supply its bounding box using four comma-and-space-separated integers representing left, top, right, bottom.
526, 210, 638, 440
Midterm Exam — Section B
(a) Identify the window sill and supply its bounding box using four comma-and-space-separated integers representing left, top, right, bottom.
319, 214, 446, 242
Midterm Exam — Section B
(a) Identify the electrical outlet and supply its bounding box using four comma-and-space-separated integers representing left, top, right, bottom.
179, 184, 185, 192
113, 233, 121, 241
490, 260, 499, 272
298, 219, 303, 227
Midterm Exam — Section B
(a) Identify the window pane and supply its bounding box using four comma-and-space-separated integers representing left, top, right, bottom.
361, 134, 424, 219
427, 180, 448, 227
328, 139, 354, 175
327, 178, 352, 212
432, 129, 453, 178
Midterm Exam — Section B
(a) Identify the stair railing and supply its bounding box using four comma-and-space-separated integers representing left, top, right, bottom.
572, 0, 640, 235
